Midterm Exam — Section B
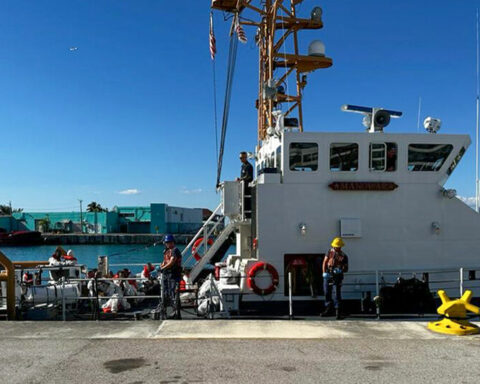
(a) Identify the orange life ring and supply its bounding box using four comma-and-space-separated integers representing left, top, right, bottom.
247, 262, 279, 296
192, 237, 214, 261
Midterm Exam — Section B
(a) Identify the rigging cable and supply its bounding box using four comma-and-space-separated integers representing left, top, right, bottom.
216, 29, 239, 188
211, 13, 219, 166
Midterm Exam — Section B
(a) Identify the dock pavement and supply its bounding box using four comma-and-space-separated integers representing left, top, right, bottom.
1, 320, 480, 383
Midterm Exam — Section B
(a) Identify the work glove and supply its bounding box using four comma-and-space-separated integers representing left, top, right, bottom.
322, 272, 331, 279
333, 267, 343, 275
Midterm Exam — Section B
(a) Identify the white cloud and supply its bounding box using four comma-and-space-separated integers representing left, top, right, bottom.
457, 196, 476, 209
180, 187, 203, 195
118, 189, 141, 195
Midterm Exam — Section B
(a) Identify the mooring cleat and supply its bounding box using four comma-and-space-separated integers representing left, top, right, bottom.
427, 290, 480, 336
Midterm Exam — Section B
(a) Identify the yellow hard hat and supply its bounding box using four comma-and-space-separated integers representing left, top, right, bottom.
331, 237, 345, 248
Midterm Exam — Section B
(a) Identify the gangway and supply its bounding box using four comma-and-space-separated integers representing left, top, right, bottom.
188, 221, 236, 282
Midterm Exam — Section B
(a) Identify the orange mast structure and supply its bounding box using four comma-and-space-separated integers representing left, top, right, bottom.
211, 0, 333, 141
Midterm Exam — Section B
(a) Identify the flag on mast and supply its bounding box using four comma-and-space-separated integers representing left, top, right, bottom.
235, 14, 247, 44
209, 12, 216, 60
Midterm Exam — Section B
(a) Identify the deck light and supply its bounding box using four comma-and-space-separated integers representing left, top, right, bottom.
441, 188, 457, 199
311, 7, 323, 22
299, 223, 307, 236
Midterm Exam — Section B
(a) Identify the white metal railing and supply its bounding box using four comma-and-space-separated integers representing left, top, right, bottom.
181, 202, 224, 267
8, 265, 480, 321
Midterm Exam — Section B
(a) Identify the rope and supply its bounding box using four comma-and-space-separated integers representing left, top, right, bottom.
212, 59, 219, 166
216, 32, 239, 188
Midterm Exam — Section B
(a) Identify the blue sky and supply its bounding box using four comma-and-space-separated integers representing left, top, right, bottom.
1, 0, 479, 211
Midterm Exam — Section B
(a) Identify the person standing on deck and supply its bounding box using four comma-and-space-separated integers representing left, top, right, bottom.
236, 151, 253, 217
321, 237, 349, 320
236, 151, 253, 185
160, 234, 182, 319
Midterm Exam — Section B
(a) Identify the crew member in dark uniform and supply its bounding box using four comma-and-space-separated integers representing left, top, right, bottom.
236, 151, 253, 218
321, 237, 349, 319
160, 234, 182, 319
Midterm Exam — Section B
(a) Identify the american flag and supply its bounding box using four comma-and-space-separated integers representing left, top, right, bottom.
235, 15, 247, 44
209, 12, 216, 60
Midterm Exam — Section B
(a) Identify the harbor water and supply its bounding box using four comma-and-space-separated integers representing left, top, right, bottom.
0, 244, 226, 274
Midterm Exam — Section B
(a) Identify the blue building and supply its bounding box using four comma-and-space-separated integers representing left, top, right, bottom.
4, 203, 205, 234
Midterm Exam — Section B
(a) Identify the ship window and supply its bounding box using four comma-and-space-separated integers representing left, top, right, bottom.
369, 142, 397, 172
289, 143, 318, 171
447, 147, 465, 175
330, 143, 359, 172
408, 144, 453, 172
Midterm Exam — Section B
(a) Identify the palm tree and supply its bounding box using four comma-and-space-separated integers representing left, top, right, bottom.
86, 202, 107, 212
0, 204, 23, 215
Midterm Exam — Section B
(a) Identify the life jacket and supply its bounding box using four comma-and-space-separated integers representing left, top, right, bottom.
63, 255, 77, 262
23, 273, 33, 284
325, 248, 348, 270
163, 247, 182, 273
142, 264, 155, 279
124, 270, 137, 288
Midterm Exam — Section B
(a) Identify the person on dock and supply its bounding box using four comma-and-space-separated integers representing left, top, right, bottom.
321, 237, 349, 320
160, 234, 182, 319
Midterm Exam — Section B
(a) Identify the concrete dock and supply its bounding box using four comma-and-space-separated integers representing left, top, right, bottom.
1, 320, 480, 383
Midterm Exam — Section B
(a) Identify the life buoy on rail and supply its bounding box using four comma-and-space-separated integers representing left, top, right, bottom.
247, 262, 279, 296
192, 237, 214, 261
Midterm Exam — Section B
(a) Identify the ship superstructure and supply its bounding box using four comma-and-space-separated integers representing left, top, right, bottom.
176, 1, 480, 316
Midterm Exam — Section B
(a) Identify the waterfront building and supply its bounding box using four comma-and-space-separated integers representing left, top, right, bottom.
4, 203, 205, 235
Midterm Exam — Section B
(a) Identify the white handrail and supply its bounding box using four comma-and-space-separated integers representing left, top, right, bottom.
181, 202, 223, 258
182, 218, 225, 267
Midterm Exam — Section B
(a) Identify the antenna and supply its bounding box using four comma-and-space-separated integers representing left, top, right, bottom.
416, 97, 422, 133
476, 9, 479, 212
211, 1, 333, 141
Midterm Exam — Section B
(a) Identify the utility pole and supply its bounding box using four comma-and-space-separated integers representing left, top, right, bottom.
78, 199, 83, 234
8, 201, 12, 231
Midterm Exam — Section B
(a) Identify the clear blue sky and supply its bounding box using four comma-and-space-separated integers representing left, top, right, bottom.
1, 0, 479, 211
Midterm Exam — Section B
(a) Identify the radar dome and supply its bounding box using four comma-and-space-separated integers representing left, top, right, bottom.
308, 40, 326, 57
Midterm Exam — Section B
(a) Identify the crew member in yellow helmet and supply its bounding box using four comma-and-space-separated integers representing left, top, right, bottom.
321, 237, 349, 319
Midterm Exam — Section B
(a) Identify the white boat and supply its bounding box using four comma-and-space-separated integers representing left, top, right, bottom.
179, 1, 480, 317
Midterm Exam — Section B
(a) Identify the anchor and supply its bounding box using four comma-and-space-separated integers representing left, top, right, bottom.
428, 290, 480, 336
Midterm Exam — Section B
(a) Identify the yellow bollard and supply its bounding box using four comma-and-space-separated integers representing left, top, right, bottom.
428, 290, 480, 336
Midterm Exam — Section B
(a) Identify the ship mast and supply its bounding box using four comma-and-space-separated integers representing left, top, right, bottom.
211, 0, 333, 141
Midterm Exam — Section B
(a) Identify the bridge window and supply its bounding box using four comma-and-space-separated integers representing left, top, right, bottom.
408, 144, 453, 172
330, 143, 359, 172
369, 142, 397, 172
289, 143, 318, 171
447, 147, 465, 176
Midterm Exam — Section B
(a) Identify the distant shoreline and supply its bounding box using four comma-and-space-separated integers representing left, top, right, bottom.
41, 233, 195, 245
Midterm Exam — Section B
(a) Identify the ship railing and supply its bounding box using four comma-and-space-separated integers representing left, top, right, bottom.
7, 265, 480, 320
181, 202, 225, 267
194, 266, 480, 319
11, 269, 198, 321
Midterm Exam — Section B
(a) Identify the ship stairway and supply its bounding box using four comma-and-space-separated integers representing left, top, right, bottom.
182, 203, 237, 283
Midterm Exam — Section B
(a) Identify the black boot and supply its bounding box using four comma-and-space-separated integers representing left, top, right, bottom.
320, 305, 334, 317
335, 308, 344, 320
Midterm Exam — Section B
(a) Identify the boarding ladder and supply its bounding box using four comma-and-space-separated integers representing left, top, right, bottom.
182, 202, 238, 283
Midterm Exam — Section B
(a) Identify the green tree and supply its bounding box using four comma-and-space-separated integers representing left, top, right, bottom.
86, 202, 107, 213
0, 204, 23, 215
